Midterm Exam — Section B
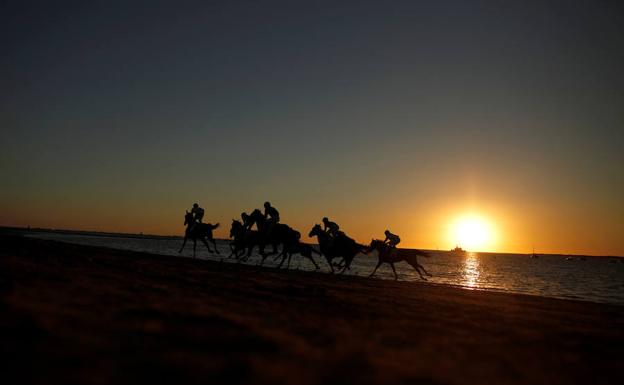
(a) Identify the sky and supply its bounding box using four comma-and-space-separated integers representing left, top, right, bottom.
1, 0, 623, 255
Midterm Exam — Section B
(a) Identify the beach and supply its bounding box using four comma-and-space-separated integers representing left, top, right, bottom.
1, 233, 623, 385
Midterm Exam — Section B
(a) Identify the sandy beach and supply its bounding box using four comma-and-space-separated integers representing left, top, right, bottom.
1, 233, 623, 385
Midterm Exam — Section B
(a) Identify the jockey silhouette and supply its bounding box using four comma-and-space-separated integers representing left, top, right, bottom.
384, 230, 401, 249
190, 203, 204, 231
322, 217, 340, 237
263, 201, 279, 234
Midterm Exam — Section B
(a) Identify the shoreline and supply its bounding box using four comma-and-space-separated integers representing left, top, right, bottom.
3, 225, 623, 259
2, 234, 623, 384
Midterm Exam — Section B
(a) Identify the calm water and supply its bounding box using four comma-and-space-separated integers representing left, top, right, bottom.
25, 232, 624, 306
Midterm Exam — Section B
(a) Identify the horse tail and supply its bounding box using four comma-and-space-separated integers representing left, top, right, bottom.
212, 223, 220, 230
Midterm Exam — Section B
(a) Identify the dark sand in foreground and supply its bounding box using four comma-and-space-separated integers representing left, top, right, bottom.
1, 234, 623, 385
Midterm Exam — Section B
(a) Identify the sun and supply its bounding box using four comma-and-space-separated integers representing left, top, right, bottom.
450, 215, 494, 251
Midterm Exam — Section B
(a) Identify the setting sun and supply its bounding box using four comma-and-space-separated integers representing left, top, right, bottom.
450, 215, 495, 251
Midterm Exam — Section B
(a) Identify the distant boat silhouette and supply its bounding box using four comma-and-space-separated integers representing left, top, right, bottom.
451, 245, 466, 254
529, 246, 539, 259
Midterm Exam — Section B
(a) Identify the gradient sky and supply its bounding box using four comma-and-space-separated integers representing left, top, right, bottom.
2, 0, 623, 255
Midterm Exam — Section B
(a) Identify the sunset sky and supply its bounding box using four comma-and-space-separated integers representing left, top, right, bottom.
2, 0, 623, 255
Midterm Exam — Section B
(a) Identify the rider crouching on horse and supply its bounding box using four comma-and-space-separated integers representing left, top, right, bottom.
322, 217, 340, 237
263, 201, 280, 234
190, 203, 204, 231
384, 229, 401, 251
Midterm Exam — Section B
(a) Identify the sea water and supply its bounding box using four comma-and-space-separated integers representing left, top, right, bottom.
24, 231, 624, 306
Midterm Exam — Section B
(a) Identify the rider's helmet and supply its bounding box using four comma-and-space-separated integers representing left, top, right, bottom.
322, 217, 329, 223
193, 203, 199, 208
264, 201, 271, 208
385, 230, 390, 235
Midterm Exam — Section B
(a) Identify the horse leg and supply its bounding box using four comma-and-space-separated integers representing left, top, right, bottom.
179, 236, 188, 253
339, 260, 348, 274
418, 263, 432, 277
286, 253, 292, 269
390, 262, 398, 280
308, 254, 320, 270
227, 243, 236, 258
369, 260, 383, 277
201, 237, 213, 253
406, 257, 429, 280
327, 257, 335, 274
211, 238, 220, 254
414, 264, 428, 280
276, 250, 286, 268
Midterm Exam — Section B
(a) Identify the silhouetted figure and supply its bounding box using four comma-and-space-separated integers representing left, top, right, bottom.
248, 208, 293, 263
190, 203, 204, 231
309, 224, 366, 274
263, 201, 280, 233
322, 217, 340, 237
384, 229, 401, 248
365, 239, 431, 280
228, 219, 263, 260
179, 211, 219, 258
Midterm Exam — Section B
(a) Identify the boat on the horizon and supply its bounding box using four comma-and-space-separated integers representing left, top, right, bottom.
529, 246, 539, 259
451, 245, 466, 254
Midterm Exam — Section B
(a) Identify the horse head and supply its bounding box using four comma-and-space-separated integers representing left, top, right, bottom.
230, 219, 243, 238
366, 239, 385, 254
308, 224, 323, 238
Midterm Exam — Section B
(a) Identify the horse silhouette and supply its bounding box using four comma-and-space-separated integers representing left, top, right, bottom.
274, 229, 321, 270
365, 239, 432, 280
179, 211, 220, 258
248, 209, 292, 259
228, 219, 263, 260
308, 224, 366, 273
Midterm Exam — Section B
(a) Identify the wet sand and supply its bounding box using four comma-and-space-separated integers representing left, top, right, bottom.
1, 234, 623, 385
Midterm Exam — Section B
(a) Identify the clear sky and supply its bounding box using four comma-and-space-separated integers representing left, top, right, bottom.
2, 0, 623, 255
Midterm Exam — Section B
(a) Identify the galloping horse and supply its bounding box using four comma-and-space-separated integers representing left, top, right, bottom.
248, 209, 291, 258
275, 229, 321, 270
179, 211, 220, 258
228, 219, 263, 260
309, 224, 366, 273
365, 239, 432, 280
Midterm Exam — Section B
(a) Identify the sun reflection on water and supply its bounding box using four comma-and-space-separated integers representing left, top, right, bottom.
462, 252, 480, 288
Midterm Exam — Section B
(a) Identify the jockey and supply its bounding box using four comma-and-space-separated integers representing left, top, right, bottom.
263, 201, 280, 234
384, 230, 401, 249
190, 203, 204, 230
322, 217, 340, 237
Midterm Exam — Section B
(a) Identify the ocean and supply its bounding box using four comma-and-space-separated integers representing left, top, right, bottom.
24, 231, 624, 306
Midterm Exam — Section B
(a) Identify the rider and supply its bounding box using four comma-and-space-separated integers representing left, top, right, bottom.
190, 203, 204, 231
383, 229, 401, 249
322, 217, 340, 237
263, 201, 280, 233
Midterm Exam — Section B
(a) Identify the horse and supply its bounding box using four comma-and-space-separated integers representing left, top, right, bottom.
274, 229, 321, 270
179, 211, 220, 258
228, 219, 263, 260
365, 239, 432, 280
248, 208, 292, 259
308, 224, 366, 273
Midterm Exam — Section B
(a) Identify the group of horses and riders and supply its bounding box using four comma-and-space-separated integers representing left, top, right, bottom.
179, 202, 432, 280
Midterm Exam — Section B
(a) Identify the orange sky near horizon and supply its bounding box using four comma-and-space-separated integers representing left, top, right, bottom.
2, 182, 623, 256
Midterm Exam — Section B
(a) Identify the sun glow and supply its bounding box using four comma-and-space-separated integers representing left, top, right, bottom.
450, 215, 495, 251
